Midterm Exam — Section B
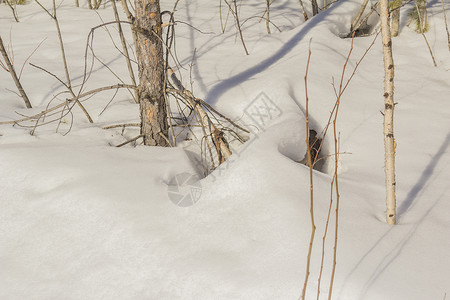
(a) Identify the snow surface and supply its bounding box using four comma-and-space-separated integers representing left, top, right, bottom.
1, 0, 449, 299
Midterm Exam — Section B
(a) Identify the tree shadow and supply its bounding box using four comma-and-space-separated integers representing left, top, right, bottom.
358, 188, 446, 299
338, 132, 450, 299
204, 1, 346, 105
398, 132, 450, 218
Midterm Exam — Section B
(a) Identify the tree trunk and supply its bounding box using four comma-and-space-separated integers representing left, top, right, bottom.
311, 0, 319, 16
265, 0, 271, 34
135, 0, 169, 146
380, 0, 397, 224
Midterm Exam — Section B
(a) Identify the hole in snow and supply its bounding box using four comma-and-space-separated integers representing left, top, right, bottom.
298, 129, 326, 172
339, 7, 379, 38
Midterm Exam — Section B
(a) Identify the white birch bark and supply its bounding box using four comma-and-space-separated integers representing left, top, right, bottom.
380, 0, 397, 224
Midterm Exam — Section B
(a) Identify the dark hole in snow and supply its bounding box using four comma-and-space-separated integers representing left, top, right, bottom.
299, 129, 325, 172
340, 16, 376, 39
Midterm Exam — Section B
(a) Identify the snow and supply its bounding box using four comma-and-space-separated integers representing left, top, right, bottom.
1, 0, 449, 299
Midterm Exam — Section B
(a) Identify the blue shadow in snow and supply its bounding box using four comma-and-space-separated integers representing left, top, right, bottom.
204, 1, 345, 105
398, 132, 450, 218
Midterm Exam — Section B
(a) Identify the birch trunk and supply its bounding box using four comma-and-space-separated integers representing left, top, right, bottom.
135, 0, 169, 146
380, 0, 397, 224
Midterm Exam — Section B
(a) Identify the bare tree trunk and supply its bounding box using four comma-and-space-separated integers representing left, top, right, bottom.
311, 0, 319, 16
380, 0, 397, 225
0, 35, 32, 108
135, 0, 169, 146
265, 0, 271, 34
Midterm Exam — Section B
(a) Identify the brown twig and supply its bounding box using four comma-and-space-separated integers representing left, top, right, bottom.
168, 68, 235, 169
35, 0, 93, 123
314, 31, 380, 163
300, 38, 316, 300
415, 2, 437, 66
327, 33, 357, 300
0, 84, 135, 125
223, 0, 249, 55
19, 37, 47, 79
115, 134, 143, 147
316, 175, 335, 300
103, 123, 140, 129
220, 0, 232, 33
442, 0, 450, 51
5, 0, 19, 22
299, 0, 309, 21
0, 35, 32, 108
111, 0, 138, 102
241, 16, 282, 33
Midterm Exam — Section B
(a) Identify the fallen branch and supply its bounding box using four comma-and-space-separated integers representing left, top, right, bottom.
168, 67, 232, 164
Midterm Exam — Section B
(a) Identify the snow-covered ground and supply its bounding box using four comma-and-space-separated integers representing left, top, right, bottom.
1, 0, 449, 299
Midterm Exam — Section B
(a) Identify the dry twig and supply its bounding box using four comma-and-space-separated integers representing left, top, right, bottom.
0, 35, 32, 108
300, 39, 316, 300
